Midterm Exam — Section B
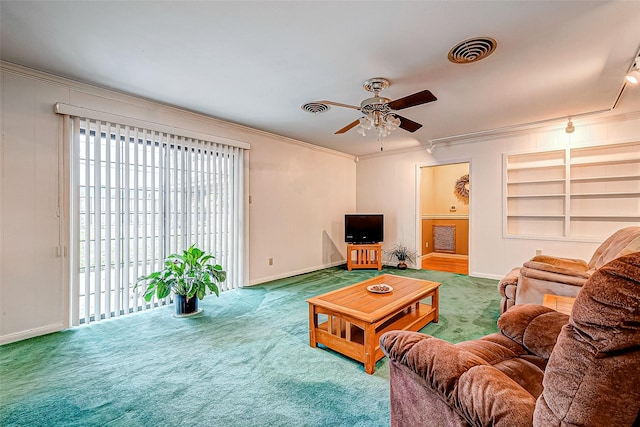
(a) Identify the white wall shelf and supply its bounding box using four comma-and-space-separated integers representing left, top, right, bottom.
571, 192, 639, 197
570, 215, 639, 219
507, 194, 565, 198
570, 175, 638, 182
507, 214, 566, 218
504, 141, 640, 239
507, 178, 566, 184
505, 164, 565, 171
571, 158, 640, 167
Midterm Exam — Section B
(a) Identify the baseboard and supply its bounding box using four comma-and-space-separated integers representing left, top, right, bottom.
248, 260, 346, 286
1, 322, 64, 345
468, 271, 503, 280
422, 253, 469, 260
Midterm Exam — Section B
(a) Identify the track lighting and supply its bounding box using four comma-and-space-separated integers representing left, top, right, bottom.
626, 68, 640, 85
565, 118, 575, 134
426, 141, 435, 154
625, 53, 640, 85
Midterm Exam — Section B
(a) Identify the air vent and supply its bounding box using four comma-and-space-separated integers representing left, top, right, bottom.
301, 102, 330, 114
448, 37, 497, 64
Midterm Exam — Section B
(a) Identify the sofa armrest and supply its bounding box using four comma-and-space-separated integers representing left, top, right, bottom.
498, 304, 569, 359
498, 267, 520, 297
381, 331, 537, 426
380, 331, 485, 388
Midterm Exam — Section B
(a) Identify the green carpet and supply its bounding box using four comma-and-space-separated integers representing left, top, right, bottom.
0, 267, 499, 426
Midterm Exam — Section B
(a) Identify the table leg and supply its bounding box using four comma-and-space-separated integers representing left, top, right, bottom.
308, 304, 317, 348
363, 323, 376, 374
433, 287, 439, 323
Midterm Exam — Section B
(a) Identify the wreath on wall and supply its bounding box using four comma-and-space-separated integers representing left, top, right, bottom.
454, 174, 470, 203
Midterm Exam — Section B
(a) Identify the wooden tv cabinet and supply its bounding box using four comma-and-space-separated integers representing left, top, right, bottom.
346, 243, 382, 271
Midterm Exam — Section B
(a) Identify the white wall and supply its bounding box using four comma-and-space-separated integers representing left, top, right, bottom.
357, 113, 640, 280
355, 150, 419, 254
0, 63, 355, 343
248, 136, 355, 283
0, 70, 70, 343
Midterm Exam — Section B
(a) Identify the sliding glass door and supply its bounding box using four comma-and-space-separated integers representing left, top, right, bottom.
68, 117, 245, 325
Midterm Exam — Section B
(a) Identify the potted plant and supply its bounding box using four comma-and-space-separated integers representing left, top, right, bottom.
387, 244, 417, 270
135, 244, 227, 316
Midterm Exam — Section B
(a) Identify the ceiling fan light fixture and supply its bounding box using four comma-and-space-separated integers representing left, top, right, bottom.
355, 78, 402, 141
386, 114, 401, 130
357, 112, 400, 139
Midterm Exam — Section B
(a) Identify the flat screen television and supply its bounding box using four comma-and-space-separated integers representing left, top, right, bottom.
345, 214, 383, 244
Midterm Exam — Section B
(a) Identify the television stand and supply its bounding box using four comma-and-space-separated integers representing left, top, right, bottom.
347, 243, 382, 271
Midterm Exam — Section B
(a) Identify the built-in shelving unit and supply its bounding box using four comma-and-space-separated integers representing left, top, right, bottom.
504, 141, 640, 239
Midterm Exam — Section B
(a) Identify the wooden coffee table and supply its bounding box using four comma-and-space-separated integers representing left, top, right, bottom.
307, 274, 440, 374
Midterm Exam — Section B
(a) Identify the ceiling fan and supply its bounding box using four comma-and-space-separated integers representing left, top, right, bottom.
318, 77, 437, 136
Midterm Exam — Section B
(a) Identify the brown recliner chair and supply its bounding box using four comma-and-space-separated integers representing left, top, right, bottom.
380, 252, 640, 427
499, 226, 640, 313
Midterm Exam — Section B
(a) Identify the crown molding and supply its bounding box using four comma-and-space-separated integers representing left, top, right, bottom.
356, 108, 640, 161
1, 61, 355, 161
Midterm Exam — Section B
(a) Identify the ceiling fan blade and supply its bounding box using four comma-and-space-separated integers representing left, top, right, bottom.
318, 100, 361, 110
397, 115, 423, 133
335, 119, 360, 134
388, 90, 437, 111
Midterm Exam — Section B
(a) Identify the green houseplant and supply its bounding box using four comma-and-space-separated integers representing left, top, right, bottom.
387, 244, 417, 270
135, 245, 227, 316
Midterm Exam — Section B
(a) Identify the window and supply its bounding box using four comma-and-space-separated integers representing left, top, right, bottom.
68, 116, 246, 325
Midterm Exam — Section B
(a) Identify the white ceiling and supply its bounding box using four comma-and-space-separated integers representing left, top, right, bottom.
2, 1, 640, 156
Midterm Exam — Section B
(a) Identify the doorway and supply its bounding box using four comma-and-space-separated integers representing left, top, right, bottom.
418, 162, 470, 274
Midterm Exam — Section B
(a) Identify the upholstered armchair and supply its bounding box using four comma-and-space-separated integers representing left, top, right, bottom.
380, 252, 640, 427
499, 226, 640, 313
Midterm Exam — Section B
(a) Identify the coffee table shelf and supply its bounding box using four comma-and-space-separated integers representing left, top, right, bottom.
307, 274, 439, 374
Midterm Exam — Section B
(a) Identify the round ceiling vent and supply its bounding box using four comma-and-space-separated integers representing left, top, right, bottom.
448, 37, 497, 64
301, 102, 330, 114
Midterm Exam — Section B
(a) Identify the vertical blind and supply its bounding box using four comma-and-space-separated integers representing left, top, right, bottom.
68, 116, 246, 325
